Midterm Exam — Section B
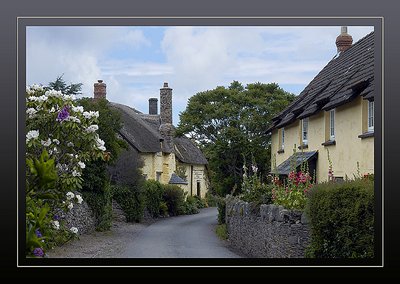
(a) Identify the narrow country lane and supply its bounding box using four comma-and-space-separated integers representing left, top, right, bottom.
122, 207, 241, 258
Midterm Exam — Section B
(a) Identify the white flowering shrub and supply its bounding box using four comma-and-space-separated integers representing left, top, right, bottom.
26, 84, 107, 192
25, 84, 107, 257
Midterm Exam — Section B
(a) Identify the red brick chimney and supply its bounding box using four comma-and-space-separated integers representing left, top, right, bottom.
94, 80, 106, 100
336, 26, 353, 53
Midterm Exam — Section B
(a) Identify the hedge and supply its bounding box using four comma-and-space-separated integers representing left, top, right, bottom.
305, 178, 374, 258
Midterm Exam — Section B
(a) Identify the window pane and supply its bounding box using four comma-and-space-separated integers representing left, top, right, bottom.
330, 110, 335, 138
368, 101, 374, 129
302, 118, 308, 142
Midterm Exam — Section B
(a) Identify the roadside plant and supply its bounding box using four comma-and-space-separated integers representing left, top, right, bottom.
240, 156, 272, 205
25, 84, 106, 256
271, 146, 314, 210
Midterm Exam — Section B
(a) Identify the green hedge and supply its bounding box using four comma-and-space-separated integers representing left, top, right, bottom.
82, 182, 113, 231
217, 197, 226, 225
112, 184, 145, 223
305, 179, 374, 258
143, 180, 163, 218
162, 185, 186, 216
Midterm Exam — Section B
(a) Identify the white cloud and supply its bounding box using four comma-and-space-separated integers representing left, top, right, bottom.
26, 26, 374, 125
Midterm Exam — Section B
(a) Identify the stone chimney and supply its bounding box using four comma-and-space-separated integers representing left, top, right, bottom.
160, 82, 172, 124
159, 82, 174, 153
149, 98, 158, 115
94, 80, 106, 100
336, 26, 353, 53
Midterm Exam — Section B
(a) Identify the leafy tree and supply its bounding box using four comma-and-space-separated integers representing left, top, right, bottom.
176, 81, 295, 196
48, 75, 83, 96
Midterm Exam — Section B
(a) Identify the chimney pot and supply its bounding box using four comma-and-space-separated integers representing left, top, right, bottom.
163, 82, 169, 88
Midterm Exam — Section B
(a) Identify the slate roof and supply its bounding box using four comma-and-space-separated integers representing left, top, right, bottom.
267, 32, 374, 133
109, 102, 208, 165
169, 173, 188, 185
272, 151, 318, 175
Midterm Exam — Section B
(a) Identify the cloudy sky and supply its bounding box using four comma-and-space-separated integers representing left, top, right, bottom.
26, 26, 373, 125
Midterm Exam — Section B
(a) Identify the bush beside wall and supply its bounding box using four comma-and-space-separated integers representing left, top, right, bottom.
143, 180, 164, 218
305, 179, 374, 258
162, 185, 186, 216
112, 184, 145, 223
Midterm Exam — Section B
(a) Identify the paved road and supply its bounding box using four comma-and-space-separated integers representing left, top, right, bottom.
121, 207, 242, 258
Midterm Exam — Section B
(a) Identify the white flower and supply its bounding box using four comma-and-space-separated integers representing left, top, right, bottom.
95, 137, 106, 151
68, 203, 74, 210
26, 130, 39, 143
65, 116, 81, 123
85, 125, 99, 133
78, 161, 85, 169
66, 192, 75, 200
83, 111, 99, 119
51, 220, 60, 230
41, 138, 51, 147
45, 90, 63, 98
70, 227, 78, 234
72, 106, 84, 113
52, 139, 60, 145
31, 84, 43, 91
26, 108, 37, 118
63, 94, 76, 101
49, 107, 56, 113
76, 195, 83, 204
67, 142, 74, 147
52, 147, 58, 153
27, 95, 46, 102
72, 170, 81, 177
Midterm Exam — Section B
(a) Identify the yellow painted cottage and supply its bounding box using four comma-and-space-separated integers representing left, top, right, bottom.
266, 28, 375, 182
94, 81, 209, 197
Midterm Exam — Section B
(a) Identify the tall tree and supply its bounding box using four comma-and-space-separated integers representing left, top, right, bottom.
48, 75, 83, 96
176, 81, 295, 196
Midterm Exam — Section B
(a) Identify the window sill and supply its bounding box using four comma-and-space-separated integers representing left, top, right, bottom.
298, 144, 308, 150
358, 132, 374, 139
277, 149, 285, 154
322, 140, 336, 146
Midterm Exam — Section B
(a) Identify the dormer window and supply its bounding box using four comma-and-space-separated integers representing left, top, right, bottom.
368, 100, 374, 131
302, 118, 309, 145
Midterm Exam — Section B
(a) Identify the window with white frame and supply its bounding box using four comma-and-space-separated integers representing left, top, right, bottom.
368, 100, 374, 131
302, 118, 309, 145
330, 109, 335, 140
281, 128, 285, 149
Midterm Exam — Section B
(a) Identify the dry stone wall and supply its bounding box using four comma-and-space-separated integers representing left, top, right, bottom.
225, 196, 310, 258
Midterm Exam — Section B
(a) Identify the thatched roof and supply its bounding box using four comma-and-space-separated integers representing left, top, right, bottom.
174, 137, 208, 165
109, 102, 162, 153
109, 102, 208, 165
267, 32, 374, 133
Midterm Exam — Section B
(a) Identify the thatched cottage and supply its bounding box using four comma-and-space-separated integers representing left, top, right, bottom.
94, 81, 209, 197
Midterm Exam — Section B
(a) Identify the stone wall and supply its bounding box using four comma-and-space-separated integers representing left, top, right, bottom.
225, 196, 310, 258
61, 196, 96, 235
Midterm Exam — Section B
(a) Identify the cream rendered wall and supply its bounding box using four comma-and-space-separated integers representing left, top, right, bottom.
141, 153, 210, 197
272, 120, 301, 170
175, 162, 209, 198
271, 97, 374, 182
